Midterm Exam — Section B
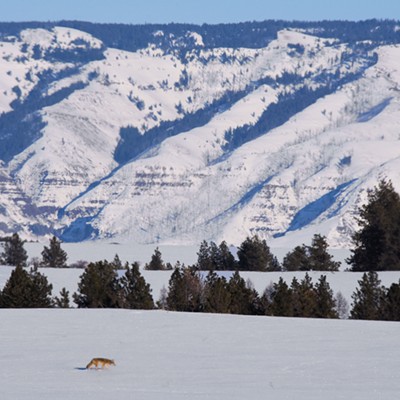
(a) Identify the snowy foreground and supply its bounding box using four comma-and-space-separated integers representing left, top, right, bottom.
1, 243, 400, 399
1, 309, 399, 400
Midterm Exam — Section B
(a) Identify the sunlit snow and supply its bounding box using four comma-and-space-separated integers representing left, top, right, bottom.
1, 309, 399, 400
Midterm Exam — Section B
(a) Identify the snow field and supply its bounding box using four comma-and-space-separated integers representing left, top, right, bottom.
0, 309, 399, 400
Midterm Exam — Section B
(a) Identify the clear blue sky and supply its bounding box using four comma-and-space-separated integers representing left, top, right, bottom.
0, 0, 399, 24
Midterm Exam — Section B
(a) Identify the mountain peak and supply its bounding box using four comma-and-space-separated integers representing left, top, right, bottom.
0, 20, 399, 247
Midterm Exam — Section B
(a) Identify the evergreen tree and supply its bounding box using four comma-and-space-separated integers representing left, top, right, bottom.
291, 274, 317, 318
227, 271, 260, 315
269, 255, 282, 271
145, 247, 166, 270
260, 284, 272, 315
1, 233, 28, 267
350, 271, 386, 320
266, 274, 338, 319
260, 285, 272, 315
308, 234, 340, 271
41, 236, 68, 268
196, 240, 237, 271
282, 245, 309, 271
203, 271, 231, 313
119, 262, 154, 309
314, 275, 338, 318
348, 180, 400, 271
55, 287, 70, 308
166, 267, 185, 311
112, 254, 123, 269
209, 241, 221, 269
0, 265, 53, 308
196, 240, 213, 270
166, 266, 202, 312
269, 277, 293, 317
29, 266, 54, 307
73, 260, 120, 308
181, 266, 203, 312
245, 278, 264, 315
380, 281, 400, 321
282, 235, 339, 271
216, 241, 237, 270
288, 276, 300, 315
0, 265, 31, 307
237, 235, 279, 271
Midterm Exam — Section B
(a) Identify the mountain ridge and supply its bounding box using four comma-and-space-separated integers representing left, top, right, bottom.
1, 20, 400, 247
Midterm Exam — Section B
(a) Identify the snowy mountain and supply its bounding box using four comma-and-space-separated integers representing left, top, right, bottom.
1, 20, 400, 247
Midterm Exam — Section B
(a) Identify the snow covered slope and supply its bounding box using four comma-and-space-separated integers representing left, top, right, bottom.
1, 309, 399, 400
1, 22, 400, 246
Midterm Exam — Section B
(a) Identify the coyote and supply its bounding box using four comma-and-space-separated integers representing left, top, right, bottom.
86, 357, 116, 369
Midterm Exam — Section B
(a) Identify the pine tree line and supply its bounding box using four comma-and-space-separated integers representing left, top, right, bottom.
162, 266, 400, 320
1, 256, 400, 321
0, 265, 53, 308
73, 260, 154, 309
196, 234, 339, 272
0, 258, 154, 310
0, 231, 342, 272
350, 271, 400, 321
0, 234, 67, 268
162, 267, 340, 318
